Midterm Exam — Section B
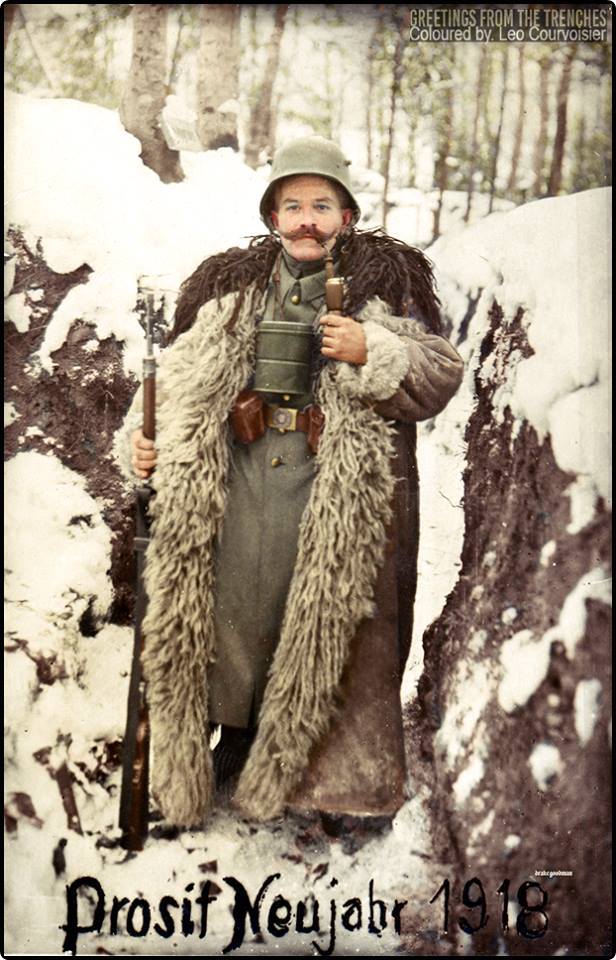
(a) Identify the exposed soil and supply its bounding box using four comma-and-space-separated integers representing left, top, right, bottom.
405, 300, 612, 955
5, 228, 138, 626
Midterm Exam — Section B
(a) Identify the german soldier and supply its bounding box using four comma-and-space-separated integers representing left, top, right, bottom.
116, 136, 464, 831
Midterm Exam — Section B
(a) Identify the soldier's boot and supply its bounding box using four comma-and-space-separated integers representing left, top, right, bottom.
212, 725, 255, 797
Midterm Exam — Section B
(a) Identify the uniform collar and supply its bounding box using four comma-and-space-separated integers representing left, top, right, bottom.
280, 249, 340, 303
282, 248, 327, 279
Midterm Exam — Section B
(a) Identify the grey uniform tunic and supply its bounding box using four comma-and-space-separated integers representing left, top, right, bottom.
208, 252, 329, 728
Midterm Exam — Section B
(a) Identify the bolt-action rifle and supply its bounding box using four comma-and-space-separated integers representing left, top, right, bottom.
119, 282, 165, 851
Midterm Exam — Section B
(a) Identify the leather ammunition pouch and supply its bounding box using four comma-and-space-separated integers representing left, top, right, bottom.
229, 390, 266, 445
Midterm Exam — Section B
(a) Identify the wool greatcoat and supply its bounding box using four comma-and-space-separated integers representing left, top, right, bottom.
207, 251, 328, 729
115, 238, 464, 828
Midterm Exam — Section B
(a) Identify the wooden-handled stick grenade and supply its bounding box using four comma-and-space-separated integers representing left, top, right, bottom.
323, 246, 345, 315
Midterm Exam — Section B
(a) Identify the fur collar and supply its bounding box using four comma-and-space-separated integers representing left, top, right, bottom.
169, 230, 441, 345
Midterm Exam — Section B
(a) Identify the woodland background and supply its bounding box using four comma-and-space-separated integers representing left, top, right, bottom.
4, 3, 612, 957
4, 3, 612, 228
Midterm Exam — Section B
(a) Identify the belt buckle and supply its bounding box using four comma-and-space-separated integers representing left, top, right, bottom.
271, 406, 297, 432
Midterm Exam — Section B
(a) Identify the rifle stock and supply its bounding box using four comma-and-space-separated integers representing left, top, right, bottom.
118, 496, 151, 850
119, 293, 157, 851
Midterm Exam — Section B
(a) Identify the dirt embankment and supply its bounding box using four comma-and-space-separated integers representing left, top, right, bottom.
404, 297, 611, 956
5, 228, 137, 626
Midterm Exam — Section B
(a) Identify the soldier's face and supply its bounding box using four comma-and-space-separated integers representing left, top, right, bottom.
271, 175, 352, 261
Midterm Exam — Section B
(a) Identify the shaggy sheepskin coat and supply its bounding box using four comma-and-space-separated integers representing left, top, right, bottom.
117, 280, 463, 827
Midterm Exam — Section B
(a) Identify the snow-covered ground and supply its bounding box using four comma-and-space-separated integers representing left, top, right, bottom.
5, 91, 612, 955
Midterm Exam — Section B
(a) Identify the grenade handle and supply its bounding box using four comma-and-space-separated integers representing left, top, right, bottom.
325, 277, 344, 315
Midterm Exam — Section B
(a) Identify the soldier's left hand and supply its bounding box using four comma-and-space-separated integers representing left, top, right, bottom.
319, 313, 367, 365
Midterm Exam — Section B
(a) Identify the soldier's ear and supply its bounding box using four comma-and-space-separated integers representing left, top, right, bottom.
271, 210, 279, 229
341, 209, 352, 227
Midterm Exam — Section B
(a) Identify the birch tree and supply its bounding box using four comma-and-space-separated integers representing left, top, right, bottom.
365, 14, 384, 170
570, 59, 611, 192
506, 44, 527, 194
381, 8, 411, 229
4, 2, 17, 51
532, 52, 553, 198
431, 50, 455, 242
488, 46, 510, 214
196, 4, 240, 151
120, 4, 183, 183
244, 5, 288, 169
547, 44, 577, 196
463, 46, 488, 223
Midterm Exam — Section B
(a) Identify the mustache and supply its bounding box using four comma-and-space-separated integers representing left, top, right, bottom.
277, 225, 336, 243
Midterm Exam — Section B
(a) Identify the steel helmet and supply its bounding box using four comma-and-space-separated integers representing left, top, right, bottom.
259, 136, 361, 229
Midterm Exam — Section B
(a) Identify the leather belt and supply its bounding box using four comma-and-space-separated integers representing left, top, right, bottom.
230, 389, 324, 454
264, 403, 311, 435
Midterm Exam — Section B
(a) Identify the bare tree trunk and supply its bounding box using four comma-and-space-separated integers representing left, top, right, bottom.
270, 88, 283, 156
506, 44, 527, 193
244, 4, 259, 137
244, 4, 288, 168
432, 52, 455, 243
196, 4, 240, 151
366, 61, 374, 170
16, 4, 60, 93
547, 44, 577, 196
382, 9, 411, 229
167, 7, 185, 95
247, 4, 258, 74
407, 110, 418, 187
324, 43, 335, 141
488, 46, 510, 214
571, 110, 586, 191
365, 17, 382, 169
4, 2, 17, 51
323, 42, 344, 142
464, 46, 487, 223
532, 55, 552, 198
120, 4, 183, 183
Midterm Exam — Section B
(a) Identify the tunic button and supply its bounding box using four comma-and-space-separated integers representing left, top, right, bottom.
271, 456, 284, 468
290, 294, 300, 304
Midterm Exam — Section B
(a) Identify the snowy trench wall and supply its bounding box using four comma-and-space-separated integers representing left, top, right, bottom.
4, 92, 611, 956
405, 188, 612, 956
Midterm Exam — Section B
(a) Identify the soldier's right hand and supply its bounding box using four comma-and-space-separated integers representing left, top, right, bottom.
131, 429, 157, 479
